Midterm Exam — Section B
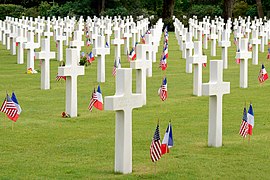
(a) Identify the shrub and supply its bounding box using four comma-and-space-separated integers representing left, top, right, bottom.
100, 7, 129, 17
24, 7, 39, 18
0, 4, 24, 20
246, 5, 257, 18
38, 1, 51, 17
188, 4, 222, 20
233, 1, 249, 18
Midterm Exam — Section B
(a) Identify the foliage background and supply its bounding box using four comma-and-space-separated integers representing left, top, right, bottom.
0, 0, 269, 21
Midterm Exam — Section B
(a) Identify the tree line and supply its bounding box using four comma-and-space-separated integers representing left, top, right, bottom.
0, 0, 268, 23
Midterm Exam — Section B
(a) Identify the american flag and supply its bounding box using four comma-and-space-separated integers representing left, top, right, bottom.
56, 73, 66, 81
159, 77, 168, 101
150, 124, 162, 162
0, 94, 19, 122
239, 107, 248, 138
88, 89, 97, 112
112, 58, 121, 77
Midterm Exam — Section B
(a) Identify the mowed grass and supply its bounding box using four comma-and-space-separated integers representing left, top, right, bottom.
0, 31, 270, 179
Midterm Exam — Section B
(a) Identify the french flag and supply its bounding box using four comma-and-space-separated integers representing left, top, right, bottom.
129, 48, 136, 60
93, 85, 103, 110
11, 92, 22, 114
247, 104, 254, 135
161, 122, 173, 155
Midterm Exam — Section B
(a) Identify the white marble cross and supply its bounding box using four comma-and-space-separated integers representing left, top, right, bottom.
123, 19, 132, 53
43, 18, 53, 38
58, 48, 85, 117
202, 60, 230, 147
35, 38, 56, 90
5, 20, 11, 50
55, 26, 65, 61
142, 34, 154, 76
104, 20, 112, 47
93, 35, 110, 82
210, 25, 218, 56
130, 44, 152, 105
218, 30, 231, 69
203, 23, 209, 49
23, 31, 40, 71
111, 28, 124, 65
183, 32, 194, 73
15, 25, 27, 64
9, 21, 17, 55
250, 30, 260, 65
235, 38, 252, 88
130, 22, 138, 49
70, 31, 84, 62
187, 41, 207, 96
259, 26, 266, 52
91, 26, 99, 49
104, 68, 143, 174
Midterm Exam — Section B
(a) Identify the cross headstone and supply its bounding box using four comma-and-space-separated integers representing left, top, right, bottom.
111, 28, 124, 65
5, 20, 11, 50
55, 26, 65, 61
70, 31, 84, 62
35, 38, 56, 90
250, 30, 260, 65
259, 26, 266, 52
123, 19, 132, 53
203, 22, 209, 49
130, 22, 138, 49
23, 31, 40, 71
210, 25, 218, 56
9, 20, 17, 55
130, 44, 152, 105
183, 32, 194, 73
104, 68, 143, 174
202, 60, 230, 147
235, 38, 252, 88
58, 48, 85, 117
2, 21, 7, 45
187, 41, 207, 96
104, 20, 113, 47
93, 35, 110, 82
218, 30, 231, 69
15, 25, 27, 64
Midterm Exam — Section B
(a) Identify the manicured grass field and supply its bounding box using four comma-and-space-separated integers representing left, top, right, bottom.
0, 31, 270, 179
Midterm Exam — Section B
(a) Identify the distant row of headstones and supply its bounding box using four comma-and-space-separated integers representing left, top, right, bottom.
173, 15, 269, 152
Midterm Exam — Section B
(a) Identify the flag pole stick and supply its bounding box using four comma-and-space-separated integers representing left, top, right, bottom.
155, 162, 156, 175
248, 135, 250, 144
12, 121, 14, 131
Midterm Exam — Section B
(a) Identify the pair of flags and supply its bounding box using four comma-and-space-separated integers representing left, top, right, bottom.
150, 122, 174, 162
88, 85, 103, 111
158, 77, 168, 101
239, 104, 254, 137
258, 64, 268, 83
0, 92, 22, 122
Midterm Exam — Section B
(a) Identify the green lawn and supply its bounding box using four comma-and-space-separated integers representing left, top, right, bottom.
0, 31, 270, 179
